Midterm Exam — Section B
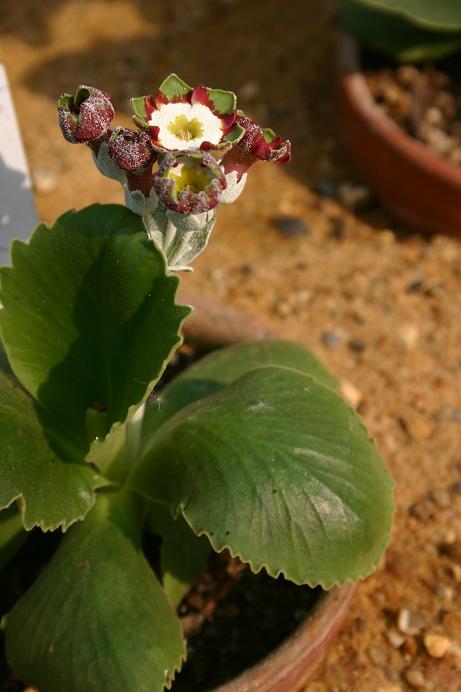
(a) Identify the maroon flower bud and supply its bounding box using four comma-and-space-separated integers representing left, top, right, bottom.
153, 152, 226, 214
221, 114, 291, 181
57, 85, 114, 146
108, 127, 157, 194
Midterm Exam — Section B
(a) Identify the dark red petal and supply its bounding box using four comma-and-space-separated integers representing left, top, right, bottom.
191, 86, 214, 110
148, 125, 160, 143
145, 95, 157, 117
220, 111, 237, 135
154, 90, 170, 109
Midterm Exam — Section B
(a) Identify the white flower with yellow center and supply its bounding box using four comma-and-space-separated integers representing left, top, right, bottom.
148, 103, 223, 151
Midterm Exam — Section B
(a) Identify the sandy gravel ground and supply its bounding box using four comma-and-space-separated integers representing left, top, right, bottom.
1, 1, 461, 690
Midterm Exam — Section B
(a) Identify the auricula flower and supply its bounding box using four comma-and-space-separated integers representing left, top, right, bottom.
131, 74, 245, 153
222, 114, 291, 180
108, 127, 156, 194
57, 85, 114, 146
153, 152, 226, 214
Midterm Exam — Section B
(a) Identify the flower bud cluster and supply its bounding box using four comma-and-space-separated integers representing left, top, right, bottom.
57, 75, 291, 269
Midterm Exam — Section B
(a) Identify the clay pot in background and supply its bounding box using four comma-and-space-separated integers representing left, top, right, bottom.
338, 35, 461, 236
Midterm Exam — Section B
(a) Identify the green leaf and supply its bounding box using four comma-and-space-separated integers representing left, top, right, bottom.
262, 127, 277, 144
349, 0, 461, 31
207, 88, 236, 115
148, 502, 210, 608
131, 366, 394, 588
4, 491, 185, 692
0, 373, 104, 531
158, 74, 192, 101
131, 96, 149, 122
141, 339, 339, 440
0, 339, 13, 379
0, 505, 26, 570
0, 204, 190, 463
223, 122, 245, 144
342, 0, 461, 61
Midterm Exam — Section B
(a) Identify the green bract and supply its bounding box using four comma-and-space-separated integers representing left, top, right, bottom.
1, 95, 393, 688
342, 0, 461, 62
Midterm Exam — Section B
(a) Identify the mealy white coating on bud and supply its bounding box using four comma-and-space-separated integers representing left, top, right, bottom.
92, 142, 126, 183
124, 187, 158, 216
143, 207, 216, 272
220, 171, 248, 204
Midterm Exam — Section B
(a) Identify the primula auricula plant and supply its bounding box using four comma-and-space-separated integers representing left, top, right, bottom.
57, 74, 291, 271
0, 74, 393, 692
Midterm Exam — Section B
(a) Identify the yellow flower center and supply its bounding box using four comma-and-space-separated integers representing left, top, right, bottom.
167, 115, 205, 142
167, 161, 212, 194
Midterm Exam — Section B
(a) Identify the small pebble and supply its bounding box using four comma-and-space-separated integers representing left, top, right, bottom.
404, 668, 427, 689
398, 324, 419, 348
341, 380, 362, 408
321, 330, 343, 348
423, 632, 451, 658
313, 178, 336, 198
348, 337, 367, 353
272, 215, 310, 237
398, 608, 424, 636
387, 627, 405, 648
32, 167, 57, 193
337, 181, 373, 212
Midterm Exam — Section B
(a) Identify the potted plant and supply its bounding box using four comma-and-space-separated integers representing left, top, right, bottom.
0, 74, 394, 691
339, 0, 461, 235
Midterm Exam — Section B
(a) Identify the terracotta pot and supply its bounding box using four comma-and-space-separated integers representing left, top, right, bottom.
181, 294, 357, 692
338, 35, 461, 236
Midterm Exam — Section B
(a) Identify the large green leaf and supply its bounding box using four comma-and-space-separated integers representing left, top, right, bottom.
141, 339, 338, 441
350, 0, 461, 31
131, 366, 394, 588
0, 204, 190, 459
0, 504, 26, 570
148, 502, 211, 608
4, 491, 185, 692
0, 373, 104, 531
342, 0, 461, 61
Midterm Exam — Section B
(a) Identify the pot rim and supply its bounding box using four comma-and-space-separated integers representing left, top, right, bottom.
339, 34, 461, 190
181, 294, 357, 692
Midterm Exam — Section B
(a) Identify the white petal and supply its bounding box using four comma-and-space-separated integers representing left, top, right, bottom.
149, 103, 223, 150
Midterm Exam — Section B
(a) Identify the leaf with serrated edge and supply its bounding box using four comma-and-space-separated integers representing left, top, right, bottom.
4, 491, 186, 692
131, 366, 394, 589
0, 505, 26, 570
0, 204, 190, 468
0, 373, 105, 531
148, 502, 211, 608
141, 339, 339, 443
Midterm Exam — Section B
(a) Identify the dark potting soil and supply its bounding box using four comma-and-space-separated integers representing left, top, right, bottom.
0, 519, 320, 692
0, 346, 321, 691
363, 51, 461, 166
172, 552, 320, 691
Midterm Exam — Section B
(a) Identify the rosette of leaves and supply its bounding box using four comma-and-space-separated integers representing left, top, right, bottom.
341, 0, 461, 62
0, 205, 393, 691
